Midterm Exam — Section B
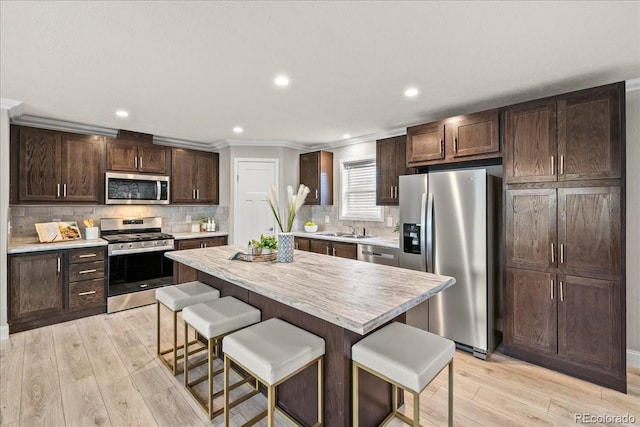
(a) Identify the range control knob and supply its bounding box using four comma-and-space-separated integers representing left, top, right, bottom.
153, 241, 158, 246
119, 244, 124, 249
163, 240, 168, 246
141, 241, 145, 247
127, 243, 133, 249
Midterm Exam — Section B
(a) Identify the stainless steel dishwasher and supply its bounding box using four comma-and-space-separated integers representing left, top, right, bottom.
357, 244, 400, 267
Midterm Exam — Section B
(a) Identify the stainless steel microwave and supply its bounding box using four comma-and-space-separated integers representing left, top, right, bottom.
105, 172, 170, 204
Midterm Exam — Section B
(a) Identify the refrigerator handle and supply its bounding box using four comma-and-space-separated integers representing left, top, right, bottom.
422, 192, 434, 273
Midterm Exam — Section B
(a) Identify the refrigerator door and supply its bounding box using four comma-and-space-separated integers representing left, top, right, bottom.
399, 174, 429, 271
428, 169, 488, 352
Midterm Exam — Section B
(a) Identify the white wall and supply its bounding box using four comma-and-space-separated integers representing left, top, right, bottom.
1, 108, 10, 339
626, 87, 640, 363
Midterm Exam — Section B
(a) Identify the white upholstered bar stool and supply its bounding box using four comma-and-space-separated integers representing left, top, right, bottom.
222, 318, 325, 427
352, 322, 455, 427
182, 296, 262, 420
155, 281, 220, 375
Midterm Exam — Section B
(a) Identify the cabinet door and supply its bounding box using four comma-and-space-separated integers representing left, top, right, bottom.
309, 239, 330, 255
504, 101, 557, 183
177, 239, 203, 250
295, 237, 310, 251
332, 242, 357, 259
175, 239, 204, 284
9, 252, 65, 321
138, 145, 168, 174
451, 109, 499, 158
106, 140, 138, 172
504, 268, 557, 355
194, 151, 219, 204
557, 275, 622, 373
18, 127, 62, 201
376, 136, 399, 205
61, 133, 104, 202
171, 148, 196, 203
300, 152, 320, 205
202, 236, 227, 247
506, 189, 556, 270
406, 122, 445, 165
557, 84, 622, 181
558, 187, 621, 277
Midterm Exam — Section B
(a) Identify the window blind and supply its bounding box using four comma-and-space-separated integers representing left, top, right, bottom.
341, 159, 382, 221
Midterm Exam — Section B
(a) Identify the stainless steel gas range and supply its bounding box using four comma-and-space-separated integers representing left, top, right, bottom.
101, 217, 174, 313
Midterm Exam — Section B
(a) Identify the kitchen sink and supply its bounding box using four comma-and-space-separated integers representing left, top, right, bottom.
316, 232, 376, 239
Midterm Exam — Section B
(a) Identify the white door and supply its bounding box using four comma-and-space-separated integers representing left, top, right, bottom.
235, 159, 278, 245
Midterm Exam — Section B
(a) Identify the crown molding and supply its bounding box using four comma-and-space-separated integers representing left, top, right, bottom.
307, 126, 408, 152
11, 114, 119, 137
153, 135, 214, 151
216, 139, 310, 150
626, 77, 640, 92
0, 98, 23, 118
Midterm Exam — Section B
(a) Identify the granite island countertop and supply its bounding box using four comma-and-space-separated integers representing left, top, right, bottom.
166, 245, 454, 335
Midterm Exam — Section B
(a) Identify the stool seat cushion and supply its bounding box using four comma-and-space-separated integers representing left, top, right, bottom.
223, 318, 325, 385
156, 281, 220, 311
352, 322, 454, 393
182, 297, 261, 339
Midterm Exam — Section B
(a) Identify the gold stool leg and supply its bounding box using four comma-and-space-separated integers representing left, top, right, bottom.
156, 302, 161, 356
224, 354, 230, 427
352, 362, 359, 427
448, 359, 454, 427
413, 390, 420, 427
317, 358, 323, 426
267, 384, 276, 427
183, 321, 189, 387
172, 310, 178, 375
208, 338, 214, 419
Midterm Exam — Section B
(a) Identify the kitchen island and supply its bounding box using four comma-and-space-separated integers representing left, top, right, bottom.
166, 245, 455, 426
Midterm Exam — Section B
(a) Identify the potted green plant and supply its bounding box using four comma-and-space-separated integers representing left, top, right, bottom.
248, 239, 261, 256
258, 234, 278, 255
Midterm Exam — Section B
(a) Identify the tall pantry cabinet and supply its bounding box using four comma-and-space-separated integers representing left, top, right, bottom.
502, 82, 626, 392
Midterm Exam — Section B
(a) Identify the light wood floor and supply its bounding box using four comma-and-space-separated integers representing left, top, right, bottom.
1, 304, 639, 427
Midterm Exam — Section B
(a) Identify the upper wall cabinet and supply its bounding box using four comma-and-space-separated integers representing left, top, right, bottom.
300, 151, 333, 205
376, 135, 412, 206
504, 83, 622, 183
406, 109, 499, 167
10, 126, 105, 204
171, 148, 219, 204
106, 139, 168, 175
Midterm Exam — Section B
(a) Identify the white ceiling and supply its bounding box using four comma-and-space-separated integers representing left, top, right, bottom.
1, 1, 639, 147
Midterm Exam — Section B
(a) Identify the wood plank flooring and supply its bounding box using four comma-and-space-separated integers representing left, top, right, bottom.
1, 304, 638, 426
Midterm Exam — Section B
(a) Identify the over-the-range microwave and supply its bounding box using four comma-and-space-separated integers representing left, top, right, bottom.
105, 172, 170, 205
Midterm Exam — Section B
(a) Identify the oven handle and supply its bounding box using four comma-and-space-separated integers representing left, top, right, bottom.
108, 246, 175, 256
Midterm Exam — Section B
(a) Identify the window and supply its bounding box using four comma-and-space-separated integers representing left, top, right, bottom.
340, 158, 383, 221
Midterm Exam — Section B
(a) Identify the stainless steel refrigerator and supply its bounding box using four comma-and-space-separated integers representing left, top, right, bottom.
399, 168, 502, 359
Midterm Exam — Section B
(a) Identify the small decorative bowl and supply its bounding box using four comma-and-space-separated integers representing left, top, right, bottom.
304, 224, 318, 233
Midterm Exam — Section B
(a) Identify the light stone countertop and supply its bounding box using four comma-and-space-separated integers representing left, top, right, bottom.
166, 245, 454, 335
291, 231, 400, 249
172, 231, 229, 240
8, 239, 108, 254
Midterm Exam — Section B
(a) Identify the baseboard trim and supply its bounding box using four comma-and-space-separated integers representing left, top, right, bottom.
0, 324, 9, 340
628, 349, 640, 369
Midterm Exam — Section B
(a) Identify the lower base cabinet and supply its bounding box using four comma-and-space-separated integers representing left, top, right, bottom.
296, 237, 357, 260
8, 247, 107, 333
175, 236, 228, 283
503, 268, 625, 391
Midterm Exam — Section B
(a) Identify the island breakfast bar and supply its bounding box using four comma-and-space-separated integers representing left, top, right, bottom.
166, 245, 455, 426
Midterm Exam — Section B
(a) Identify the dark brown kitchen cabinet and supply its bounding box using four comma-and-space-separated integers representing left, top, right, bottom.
8, 247, 107, 333
300, 151, 333, 205
294, 237, 310, 251
376, 135, 412, 205
171, 148, 219, 204
107, 139, 168, 174
174, 236, 228, 284
11, 126, 105, 203
407, 109, 499, 167
308, 239, 357, 259
309, 239, 330, 255
504, 83, 623, 183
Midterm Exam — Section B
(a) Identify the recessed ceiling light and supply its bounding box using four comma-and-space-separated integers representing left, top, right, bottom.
233, 127, 243, 133
274, 75, 290, 87
343, 134, 351, 139
404, 88, 419, 98
115, 110, 129, 117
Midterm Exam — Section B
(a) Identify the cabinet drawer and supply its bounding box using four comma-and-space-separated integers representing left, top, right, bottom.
69, 248, 105, 263
69, 279, 105, 310
69, 261, 105, 282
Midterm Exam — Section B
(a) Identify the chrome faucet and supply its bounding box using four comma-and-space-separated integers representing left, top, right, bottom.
348, 225, 355, 235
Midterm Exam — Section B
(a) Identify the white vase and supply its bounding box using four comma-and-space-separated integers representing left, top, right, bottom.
277, 233, 294, 263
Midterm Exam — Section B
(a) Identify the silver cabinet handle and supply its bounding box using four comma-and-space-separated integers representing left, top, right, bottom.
196, 189, 200, 199
315, 189, 319, 199
559, 155, 564, 175
439, 139, 443, 154
326, 246, 330, 255
551, 156, 555, 175
551, 243, 555, 264
63, 184, 67, 198
204, 243, 207, 248
395, 186, 398, 199
559, 281, 564, 301
57, 183, 61, 198
295, 242, 299, 249
79, 253, 97, 258
192, 189, 196, 200
550, 279, 555, 300
332, 247, 336, 256
57, 257, 61, 273
560, 243, 564, 264
78, 291, 96, 296
454, 136, 458, 153
390, 186, 393, 198
139, 157, 142, 169
140, 284, 148, 288
79, 269, 97, 274
135, 156, 138, 169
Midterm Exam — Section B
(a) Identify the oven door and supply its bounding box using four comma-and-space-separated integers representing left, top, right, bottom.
107, 249, 174, 297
